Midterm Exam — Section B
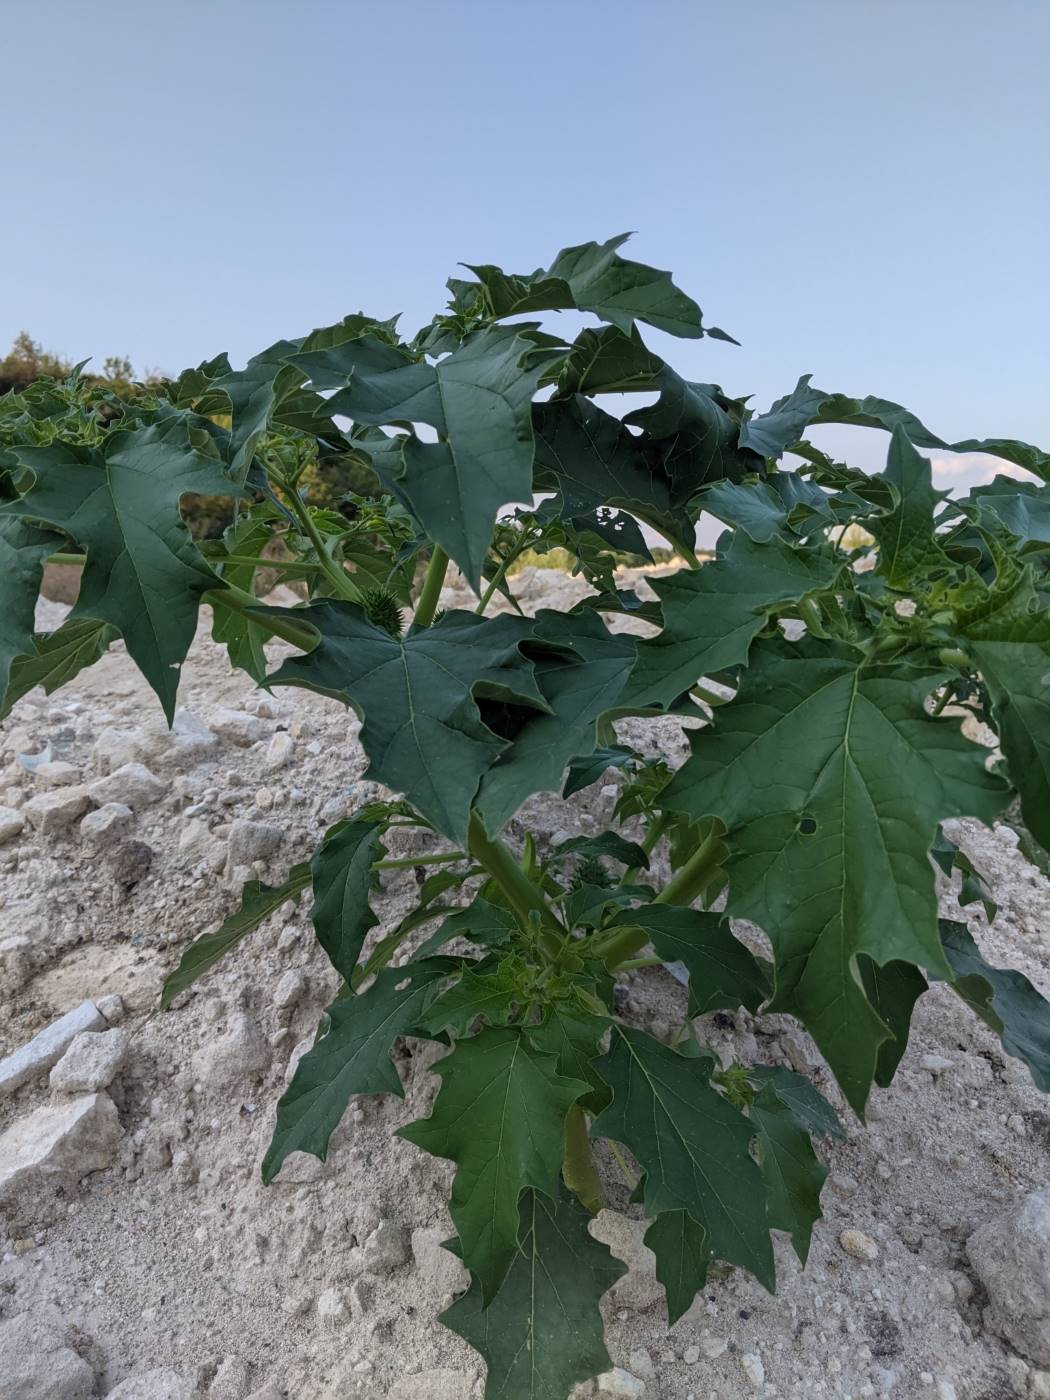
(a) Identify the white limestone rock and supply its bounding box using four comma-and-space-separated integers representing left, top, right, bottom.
0, 999, 106, 1095
49, 1028, 130, 1093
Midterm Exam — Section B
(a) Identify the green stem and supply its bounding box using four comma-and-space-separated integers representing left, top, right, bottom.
374, 851, 465, 870
283, 488, 364, 604
206, 585, 318, 652
691, 681, 731, 708
600, 827, 723, 969
474, 550, 518, 615
623, 811, 672, 884
931, 685, 954, 717
467, 812, 567, 957
218, 554, 325, 572
46, 552, 86, 567
563, 1106, 603, 1213
414, 546, 450, 628
610, 955, 664, 972
606, 1138, 638, 1190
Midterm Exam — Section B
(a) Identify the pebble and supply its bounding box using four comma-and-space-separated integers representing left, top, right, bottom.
411, 1225, 470, 1296
209, 708, 268, 747
597, 1370, 646, 1398
192, 1013, 270, 1087
207, 1356, 250, 1400
0, 1000, 106, 1094
700, 1334, 727, 1359
50, 1028, 130, 1093
0, 1093, 122, 1211
80, 802, 134, 844
96, 993, 126, 1025
23, 786, 91, 834
265, 732, 294, 770
274, 970, 306, 1009
360, 1217, 411, 1272
227, 818, 284, 865
0, 1306, 95, 1399
34, 759, 80, 787
0, 806, 24, 843
968, 1185, 1050, 1366
839, 1228, 880, 1261
316, 1287, 348, 1330
740, 1353, 765, 1389
89, 762, 165, 809
920, 1053, 954, 1075
683, 1344, 701, 1364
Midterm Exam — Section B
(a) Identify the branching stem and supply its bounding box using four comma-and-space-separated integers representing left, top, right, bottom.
414, 546, 450, 628
375, 851, 465, 870
466, 812, 567, 957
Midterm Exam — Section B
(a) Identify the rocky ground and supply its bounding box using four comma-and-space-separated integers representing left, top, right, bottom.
0, 569, 1048, 1400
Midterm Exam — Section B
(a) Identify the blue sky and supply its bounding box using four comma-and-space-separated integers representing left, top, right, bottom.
5, 1, 1048, 491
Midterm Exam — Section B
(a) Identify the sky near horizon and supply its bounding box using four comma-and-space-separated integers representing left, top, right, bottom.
4, 0, 1049, 494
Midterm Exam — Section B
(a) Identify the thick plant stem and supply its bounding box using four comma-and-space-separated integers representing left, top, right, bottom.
563, 1106, 603, 1213
414, 547, 450, 628
623, 811, 672, 884
206, 586, 319, 652
474, 553, 517, 615
375, 851, 465, 870
600, 827, 723, 970
284, 491, 365, 604
467, 812, 567, 956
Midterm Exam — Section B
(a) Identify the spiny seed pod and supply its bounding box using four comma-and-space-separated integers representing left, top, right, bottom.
362, 586, 404, 638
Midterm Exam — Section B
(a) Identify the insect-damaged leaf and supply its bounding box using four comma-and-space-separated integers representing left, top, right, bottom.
399, 1026, 588, 1302
262, 959, 455, 1183
663, 637, 1008, 1112
623, 532, 842, 709
261, 601, 545, 845
309, 818, 386, 981
442, 1184, 625, 1400
593, 1026, 776, 1288
326, 326, 556, 585
937, 920, 1050, 1092
162, 864, 312, 1009
5, 422, 235, 720
644, 1210, 712, 1325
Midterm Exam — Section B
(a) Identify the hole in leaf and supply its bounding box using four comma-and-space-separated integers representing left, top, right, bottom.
799, 816, 818, 835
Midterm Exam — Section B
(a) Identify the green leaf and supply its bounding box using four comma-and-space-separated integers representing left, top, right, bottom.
966, 479, 1050, 546
262, 959, 455, 1183
664, 637, 1008, 1111
868, 428, 951, 587
422, 961, 523, 1036
263, 602, 544, 845
213, 340, 305, 483
748, 1084, 827, 1263
532, 396, 692, 552
623, 532, 842, 709
461, 232, 726, 341
605, 904, 768, 1015
556, 325, 665, 396
744, 1066, 845, 1140
858, 956, 929, 1087
415, 897, 521, 959
209, 514, 274, 682
955, 566, 1050, 851
442, 1184, 625, 1400
624, 367, 760, 499
162, 863, 311, 1009
562, 744, 634, 798
937, 920, 1050, 1091
593, 1026, 776, 1287
0, 516, 59, 702
474, 610, 636, 835
1, 617, 117, 721
309, 818, 386, 980
6, 422, 235, 719
400, 1026, 588, 1300
327, 326, 555, 585
738, 375, 832, 460
644, 1210, 712, 1325
549, 832, 650, 871
528, 1007, 611, 1115
931, 826, 997, 921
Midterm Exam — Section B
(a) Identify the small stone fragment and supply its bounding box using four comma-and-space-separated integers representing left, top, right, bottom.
361, 1217, 411, 1272
104, 1371, 200, 1400
265, 731, 294, 770
274, 969, 306, 1008
24, 786, 91, 835
80, 802, 133, 844
107, 839, 154, 889
0, 1000, 106, 1094
89, 762, 165, 809
316, 1286, 348, 1330
968, 1186, 1050, 1366
597, 1370, 646, 1398
700, 1334, 728, 1359
411, 1225, 470, 1296
920, 1053, 954, 1075
50, 1029, 129, 1093
839, 1228, 880, 1261
210, 708, 268, 747
193, 1012, 270, 1086
96, 993, 126, 1024
207, 1356, 250, 1400
0, 1093, 122, 1212
34, 760, 80, 787
740, 1353, 765, 1389
0, 805, 24, 843
227, 818, 284, 865
0, 1306, 95, 1400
